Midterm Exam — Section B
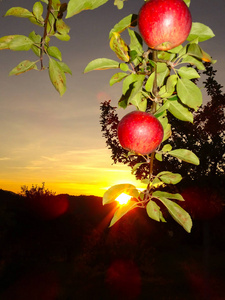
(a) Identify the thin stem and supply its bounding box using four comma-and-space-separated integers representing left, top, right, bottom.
152, 49, 158, 113
146, 50, 158, 195
40, 0, 52, 70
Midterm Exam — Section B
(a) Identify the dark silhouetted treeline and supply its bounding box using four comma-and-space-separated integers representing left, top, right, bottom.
0, 188, 225, 299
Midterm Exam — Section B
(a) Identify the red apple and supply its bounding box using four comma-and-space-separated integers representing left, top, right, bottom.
138, 0, 192, 50
117, 111, 164, 155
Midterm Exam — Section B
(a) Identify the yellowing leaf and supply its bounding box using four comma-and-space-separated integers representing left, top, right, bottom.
56, 19, 70, 35
9, 60, 38, 76
110, 32, 130, 62
49, 58, 66, 96
4, 7, 33, 18
0, 35, 20, 50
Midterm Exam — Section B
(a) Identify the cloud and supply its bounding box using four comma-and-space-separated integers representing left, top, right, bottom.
0, 157, 10, 161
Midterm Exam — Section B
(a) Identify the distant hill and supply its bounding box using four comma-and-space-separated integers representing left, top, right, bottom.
0, 188, 116, 225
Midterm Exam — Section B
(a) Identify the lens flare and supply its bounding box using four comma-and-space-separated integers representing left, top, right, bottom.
115, 193, 132, 205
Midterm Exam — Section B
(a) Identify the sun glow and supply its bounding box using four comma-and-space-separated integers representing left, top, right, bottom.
115, 193, 132, 205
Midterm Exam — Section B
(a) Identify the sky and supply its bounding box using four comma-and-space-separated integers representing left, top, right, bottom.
0, 0, 224, 196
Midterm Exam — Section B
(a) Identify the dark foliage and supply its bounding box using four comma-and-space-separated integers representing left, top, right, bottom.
100, 64, 225, 189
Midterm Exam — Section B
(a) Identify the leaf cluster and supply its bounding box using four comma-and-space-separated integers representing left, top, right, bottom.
0, 0, 122, 95
89, 1, 216, 232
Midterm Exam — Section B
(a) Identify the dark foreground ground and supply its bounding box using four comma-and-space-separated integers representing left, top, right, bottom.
0, 189, 225, 300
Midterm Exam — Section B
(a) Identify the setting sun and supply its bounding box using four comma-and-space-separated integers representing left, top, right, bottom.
115, 193, 132, 205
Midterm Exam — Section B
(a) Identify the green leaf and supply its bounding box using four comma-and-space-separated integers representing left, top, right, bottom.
157, 66, 170, 88
131, 162, 146, 174
128, 29, 143, 55
103, 184, 140, 205
109, 72, 128, 86
52, 0, 61, 10
28, 15, 44, 27
84, 58, 119, 73
110, 32, 129, 62
167, 44, 183, 53
9, 35, 34, 51
157, 62, 168, 73
120, 63, 129, 72
33, 2, 44, 21
66, 0, 108, 18
187, 43, 215, 64
9, 60, 38, 76
114, 0, 124, 9
129, 91, 145, 111
29, 31, 42, 57
147, 200, 165, 222
122, 73, 144, 95
109, 14, 138, 38
152, 191, 184, 201
109, 200, 138, 227
54, 33, 70, 41
177, 66, 200, 80
159, 75, 178, 98
150, 177, 165, 188
154, 101, 170, 117
177, 78, 202, 110
58, 61, 72, 75
158, 171, 182, 184
157, 197, 192, 233
183, 0, 190, 7
168, 149, 200, 165
168, 96, 193, 122
181, 55, 205, 70
49, 58, 66, 96
28, 31, 41, 44
187, 22, 215, 42
46, 11, 56, 35
4, 7, 33, 18
155, 153, 162, 161
187, 43, 202, 59
156, 113, 172, 142
124, 74, 145, 110
145, 72, 155, 93
162, 144, 172, 152
47, 46, 62, 61
158, 51, 175, 61
41, 0, 48, 4
162, 123, 171, 142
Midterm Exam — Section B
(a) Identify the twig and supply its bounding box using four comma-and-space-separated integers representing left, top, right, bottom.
40, 0, 52, 70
